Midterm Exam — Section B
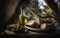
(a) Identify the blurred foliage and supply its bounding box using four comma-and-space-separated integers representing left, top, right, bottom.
25, 0, 55, 17
24, 0, 60, 26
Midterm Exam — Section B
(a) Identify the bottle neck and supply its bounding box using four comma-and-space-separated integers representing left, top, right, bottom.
20, 7, 26, 17
20, 6, 23, 16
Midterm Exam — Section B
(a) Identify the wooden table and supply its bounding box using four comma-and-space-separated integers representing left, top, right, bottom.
0, 25, 60, 38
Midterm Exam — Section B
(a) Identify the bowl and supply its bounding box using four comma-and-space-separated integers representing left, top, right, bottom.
25, 25, 55, 33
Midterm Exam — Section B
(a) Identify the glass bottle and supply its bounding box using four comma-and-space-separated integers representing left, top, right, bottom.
19, 7, 27, 32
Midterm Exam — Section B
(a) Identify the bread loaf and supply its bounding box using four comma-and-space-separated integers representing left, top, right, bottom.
26, 20, 36, 28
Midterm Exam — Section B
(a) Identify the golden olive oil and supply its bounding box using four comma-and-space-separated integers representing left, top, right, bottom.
19, 16, 27, 26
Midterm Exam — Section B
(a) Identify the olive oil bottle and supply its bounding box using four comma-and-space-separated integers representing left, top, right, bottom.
19, 7, 27, 31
